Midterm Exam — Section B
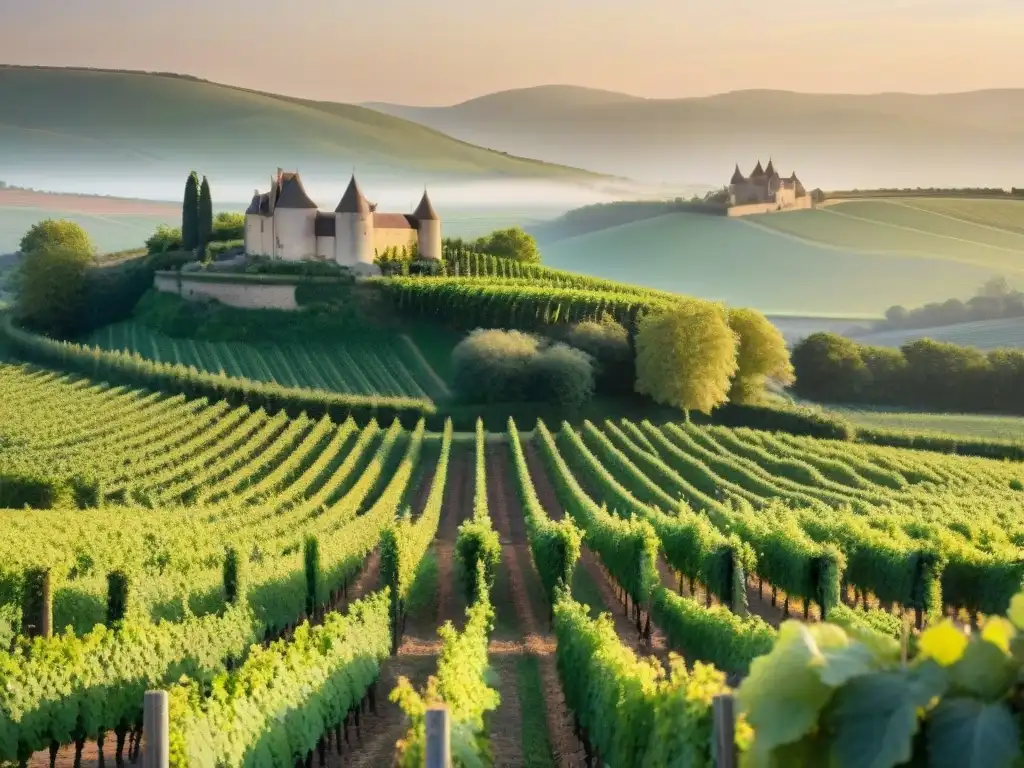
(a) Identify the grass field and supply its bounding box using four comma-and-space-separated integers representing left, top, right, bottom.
826, 406, 1024, 441
89, 321, 451, 401
849, 315, 1024, 351
752, 198, 1024, 272
4, 363, 1024, 766
539, 208, 1004, 315
0, 207, 178, 254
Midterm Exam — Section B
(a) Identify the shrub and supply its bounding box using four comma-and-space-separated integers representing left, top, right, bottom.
451, 329, 595, 409
19, 219, 94, 256
16, 243, 94, 336
564, 318, 634, 394
146, 225, 183, 255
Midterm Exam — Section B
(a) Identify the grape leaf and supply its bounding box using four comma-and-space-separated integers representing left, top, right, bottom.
826, 671, 920, 768
917, 620, 968, 667
927, 698, 1020, 768
738, 622, 834, 751
949, 637, 1016, 700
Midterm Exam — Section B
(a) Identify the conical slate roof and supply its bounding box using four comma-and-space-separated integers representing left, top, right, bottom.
764, 158, 777, 177
274, 172, 318, 209
413, 190, 438, 221
750, 160, 765, 178
336, 175, 371, 214
730, 164, 746, 184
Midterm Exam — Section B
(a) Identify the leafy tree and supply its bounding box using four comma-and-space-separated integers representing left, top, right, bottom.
17, 243, 94, 336
19, 219, 94, 255
790, 333, 871, 403
474, 227, 540, 264
634, 300, 738, 417
212, 212, 244, 240
198, 176, 213, 246
182, 171, 200, 251
727, 308, 794, 403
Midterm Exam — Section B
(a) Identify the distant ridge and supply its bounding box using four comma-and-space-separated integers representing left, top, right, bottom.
0, 65, 604, 187
364, 84, 1024, 187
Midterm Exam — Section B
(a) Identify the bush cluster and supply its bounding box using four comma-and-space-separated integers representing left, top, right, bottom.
792, 332, 1024, 415
563, 318, 634, 395
451, 329, 595, 409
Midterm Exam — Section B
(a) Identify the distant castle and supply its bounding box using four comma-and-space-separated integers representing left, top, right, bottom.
244, 170, 441, 274
728, 159, 809, 211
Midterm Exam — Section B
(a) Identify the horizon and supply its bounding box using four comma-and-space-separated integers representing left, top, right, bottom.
1, 0, 1021, 105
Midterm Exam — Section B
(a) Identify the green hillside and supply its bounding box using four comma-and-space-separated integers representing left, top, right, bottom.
539, 207, 1007, 315
751, 198, 1024, 272
0, 66, 599, 185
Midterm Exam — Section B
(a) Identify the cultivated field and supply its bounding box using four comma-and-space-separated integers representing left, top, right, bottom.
89, 321, 449, 401
3, 362, 1023, 766
826, 406, 1024, 441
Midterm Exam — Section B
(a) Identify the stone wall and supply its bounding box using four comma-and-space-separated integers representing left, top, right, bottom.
726, 196, 814, 218
154, 273, 299, 310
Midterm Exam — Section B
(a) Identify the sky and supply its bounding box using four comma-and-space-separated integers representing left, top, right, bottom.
1, 0, 1021, 105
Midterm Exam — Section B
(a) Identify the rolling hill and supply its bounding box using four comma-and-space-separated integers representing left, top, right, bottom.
536, 198, 1024, 315
0, 67, 601, 197
848, 316, 1024, 351
365, 85, 1024, 188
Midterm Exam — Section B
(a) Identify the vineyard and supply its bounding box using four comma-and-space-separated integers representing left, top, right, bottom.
2, 360, 1024, 766
87, 321, 446, 400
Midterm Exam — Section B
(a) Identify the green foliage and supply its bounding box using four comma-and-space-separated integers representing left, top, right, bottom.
182, 171, 200, 251
650, 586, 776, 677
198, 176, 213, 245
534, 420, 659, 609
3, 315, 436, 426
392, 562, 499, 767
213, 212, 245, 240
377, 275, 679, 333
380, 420, 453, 647
507, 419, 581, 606
169, 592, 389, 768
635, 300, 738, 415
738, 601, 1024, 768
552, 594, 738, 766
16, 243, 94, 336
727, 307, 794, 404
19, 219, 94, 256
205, 239, 243, 261
474, 227, 540, 264
146, 225, 182, 255
564, 317, 635, 395
451, 329, 595, 409
454, 423, 502, 604
2, 604, 259, 764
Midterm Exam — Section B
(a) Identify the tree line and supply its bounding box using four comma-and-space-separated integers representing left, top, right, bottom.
877, 276, 1024, 331
792, 331, 1024, 415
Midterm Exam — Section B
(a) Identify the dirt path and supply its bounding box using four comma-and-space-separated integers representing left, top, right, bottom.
523, 442, 668, 661
487, 443, 583, 768
339, 449, 472, 768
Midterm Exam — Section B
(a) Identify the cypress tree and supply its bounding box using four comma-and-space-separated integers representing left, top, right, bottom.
182, 171, 200, 251
198, 176, 214, 247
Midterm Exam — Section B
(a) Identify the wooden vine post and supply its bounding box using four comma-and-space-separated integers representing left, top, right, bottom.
712, 693, 737, 768
142, 690, 168, 768
425, 704, 451, 768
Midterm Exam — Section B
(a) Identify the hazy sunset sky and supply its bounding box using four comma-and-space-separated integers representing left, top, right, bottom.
1, 0, 1020, 105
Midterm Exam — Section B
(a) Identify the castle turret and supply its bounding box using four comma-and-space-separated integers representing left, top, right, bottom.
272, 171, 318, 261
764, 158, 777, 178
750, 160, 765, 178
413, 190, 441, 261
334, 175, 375, 272
729, 164, 745, 185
